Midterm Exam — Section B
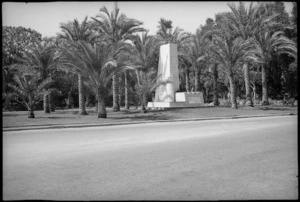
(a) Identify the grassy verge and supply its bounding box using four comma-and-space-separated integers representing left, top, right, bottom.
2, 105, 297, 129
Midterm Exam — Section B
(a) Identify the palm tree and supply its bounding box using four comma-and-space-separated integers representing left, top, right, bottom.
131, 31, 160, 110
92, 3, 144, 112
212, 63, 220, 105
178, 55, 191, 92
58, 16, 95, 115
8, 71, 52, 118
15, 41, 59, 113
61, 39, 132, 118
208, 18, 253, 109
246, 30, 297, 105
226, 2, 262, 106
135, 69, 161, 113
183, 32, 207, 92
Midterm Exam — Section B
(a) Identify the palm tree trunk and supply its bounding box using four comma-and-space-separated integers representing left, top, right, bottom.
118, 75, 122, 108
185, 67, 190, 92
49, 92, 55, 112
253, 85, 256, 105
78, 74, 88, 115
95, 97, 98, 112
243, 62, 253, 107
4, 95, 10, 110
194, 66, 200, 91
28, 101, 35, 118
112, 73, 120, 111
66, 90, 72, 109
228, 75, 238, 109
213, 64, 219, 106
141, 93, 147, 113
97, 90, 107, 118
124, 71, 129, 109
206, 88, 209, 102
261, 65, 269, 105
43, 92, 50, 113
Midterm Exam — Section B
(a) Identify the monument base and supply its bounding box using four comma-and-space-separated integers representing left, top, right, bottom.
147, 102, 205, 108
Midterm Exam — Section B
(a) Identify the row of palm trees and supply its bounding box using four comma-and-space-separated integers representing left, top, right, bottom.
8, 2, 297, 118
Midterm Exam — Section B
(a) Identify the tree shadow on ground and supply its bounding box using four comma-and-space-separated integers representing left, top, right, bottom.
259, 106, 297, 111
37, 116, 78, 119
108, 113, 173, 121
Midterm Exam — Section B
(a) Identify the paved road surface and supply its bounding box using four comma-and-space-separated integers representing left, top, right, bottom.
3, 116, 298, 200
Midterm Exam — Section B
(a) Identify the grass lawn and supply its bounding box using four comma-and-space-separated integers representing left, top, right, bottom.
2, 105, 298, 129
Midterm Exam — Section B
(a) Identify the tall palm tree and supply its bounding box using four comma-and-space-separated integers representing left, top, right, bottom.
226, 2, 262, 106
246, 30, 297, 105
58, 16, 95, 115
92, 3, 144, 112
131, 31, 160, 110
61, 40, 132, 118
212, 63, 220, 105
16, 41, 59, 113
208, 19, 253, 109
178, 55, 191, 92
183, 32, 207, 92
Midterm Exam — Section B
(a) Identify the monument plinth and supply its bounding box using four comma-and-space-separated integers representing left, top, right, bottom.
147, 43, 204, 108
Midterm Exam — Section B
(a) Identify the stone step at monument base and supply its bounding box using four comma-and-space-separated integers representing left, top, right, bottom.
147, 102, 206, 109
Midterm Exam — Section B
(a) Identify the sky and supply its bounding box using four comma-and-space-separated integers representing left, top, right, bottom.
2, 1, 294, 38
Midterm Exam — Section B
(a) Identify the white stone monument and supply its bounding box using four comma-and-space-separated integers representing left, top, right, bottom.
147, 43, 205, 108
155, 43, 180, 102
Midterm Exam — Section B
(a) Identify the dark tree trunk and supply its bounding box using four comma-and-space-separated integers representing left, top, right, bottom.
97, 90, 107, 118
185, 67, 190, 92
213, 63, 219, 106
206, 88, 209, 102
244, 62, 253, 107
124, 71, 129, 109
43, 92, 50, 113
112, 73, 120, 112
28, 105, 35, 118
66, 90, 72, 109
261, 65, 269, 105
49, 92, 55, 112
118, 74, 122, 108
95, 97, 98, 112
194, 66, 200, 91
141, 93, 147, 113
78, 74, 88, 115
4, 95, 11, 110
229, 75, 238, 109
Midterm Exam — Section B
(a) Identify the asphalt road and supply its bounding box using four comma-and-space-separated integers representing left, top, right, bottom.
3, 116, 298, 200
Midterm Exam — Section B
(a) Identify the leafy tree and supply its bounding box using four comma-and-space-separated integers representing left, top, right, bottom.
2, 26, 42, 110
226, 2, 262, 106
8, 71, 52, 118
247, 29, 297, 105
130, 31, 160, 111
14, 41, 60, 113
61, 39, 132, 118
197, 18, 219, 104
58, 16, 95, 115
208, 13, 253, 109
135, 69, 160, 113
92, 2, 144, 112
2, 26, 42, 66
